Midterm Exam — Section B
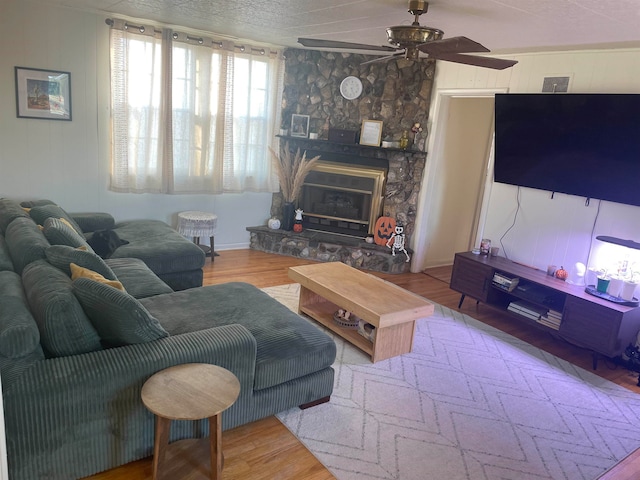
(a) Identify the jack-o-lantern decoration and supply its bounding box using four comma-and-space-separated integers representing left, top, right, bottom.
374, 216, 397, 246
555, 266, 568, 281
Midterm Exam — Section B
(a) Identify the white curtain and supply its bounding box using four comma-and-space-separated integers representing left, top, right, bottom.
109, 20, 283, 194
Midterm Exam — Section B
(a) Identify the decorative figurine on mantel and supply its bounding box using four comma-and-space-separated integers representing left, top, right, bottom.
411, 122, 427, 152
320, 116, 331, 140
399, 131, 409, 149
293, 208, 304, 233
386, 224, 410, 262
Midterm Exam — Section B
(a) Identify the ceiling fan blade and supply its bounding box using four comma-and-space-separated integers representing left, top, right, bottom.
361, 52, 406, 66
418, 36, 490, 55
430, 53, 518, 70
298, 38, 397, 52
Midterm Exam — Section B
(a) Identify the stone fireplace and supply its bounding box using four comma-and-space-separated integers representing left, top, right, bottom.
247, 139, 426, 273
247, 48, 433, 273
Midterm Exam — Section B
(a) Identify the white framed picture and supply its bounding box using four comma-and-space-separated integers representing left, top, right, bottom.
291, 114, 310, 138
360, 120, 383, 146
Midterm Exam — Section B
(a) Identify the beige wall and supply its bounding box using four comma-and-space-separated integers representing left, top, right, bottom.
414, 48, 640, 273
424, 97, 494, 266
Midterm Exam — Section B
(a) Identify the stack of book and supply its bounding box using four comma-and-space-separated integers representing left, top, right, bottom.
492, 272, 520, 292
537, 309, 563, 330
507, 300, 548, 321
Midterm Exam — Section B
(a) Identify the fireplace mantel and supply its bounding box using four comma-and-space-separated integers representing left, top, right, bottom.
278, 135, 425, 157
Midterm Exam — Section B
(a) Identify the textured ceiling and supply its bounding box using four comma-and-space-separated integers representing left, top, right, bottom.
43, 0, 640, 54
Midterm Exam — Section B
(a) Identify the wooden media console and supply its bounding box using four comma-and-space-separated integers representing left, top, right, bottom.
451, 251, 640, 367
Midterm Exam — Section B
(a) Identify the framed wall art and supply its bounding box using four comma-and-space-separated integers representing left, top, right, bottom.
15, 66, 72, 121
291, 114, 310, 138
360, 120, 383, 146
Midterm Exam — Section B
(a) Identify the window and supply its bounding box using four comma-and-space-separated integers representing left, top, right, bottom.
108, 20, 283, 194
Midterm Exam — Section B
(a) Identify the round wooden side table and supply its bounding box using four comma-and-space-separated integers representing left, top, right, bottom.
141, 363, 240, 480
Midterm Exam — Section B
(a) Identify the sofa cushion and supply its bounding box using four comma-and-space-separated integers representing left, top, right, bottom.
109, 220, 205, 275
4, 217, 50, 274
73, 278, 169, 347
70, 264, 125, 292
19, 199, 56, 208
0, 199, 30, 234
29, 204, 84, 235
140, 282, 336, 391
70, 212, 116, 234
22, 260, 102, 357
42, 218, 93, 251
0, 235, 14, 272
105, 258, 173, 298
0, 271, 41, 358
45, 245, 116, 279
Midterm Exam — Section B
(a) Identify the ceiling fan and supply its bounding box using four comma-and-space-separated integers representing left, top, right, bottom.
298, 0, 517, 70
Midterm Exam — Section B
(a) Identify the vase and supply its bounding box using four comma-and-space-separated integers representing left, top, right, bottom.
281, 202, 295, 231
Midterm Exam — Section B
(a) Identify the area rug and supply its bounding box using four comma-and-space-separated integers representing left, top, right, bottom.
263, 283, 640, 480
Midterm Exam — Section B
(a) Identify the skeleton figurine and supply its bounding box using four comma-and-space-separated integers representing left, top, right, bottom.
293, 208, 304, 232
386, 224, 410, 262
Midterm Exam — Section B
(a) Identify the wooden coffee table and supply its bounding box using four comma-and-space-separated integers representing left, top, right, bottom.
288, 262, 434, 362
141, 363, 240, 480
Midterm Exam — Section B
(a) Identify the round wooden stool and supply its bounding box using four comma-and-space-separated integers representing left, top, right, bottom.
141, 363, 240, 480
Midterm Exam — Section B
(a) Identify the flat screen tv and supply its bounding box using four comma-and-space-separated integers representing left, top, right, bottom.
494, 93, 640, 207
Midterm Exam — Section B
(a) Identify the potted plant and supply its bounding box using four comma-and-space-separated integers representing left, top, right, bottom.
269, 142, 320, 230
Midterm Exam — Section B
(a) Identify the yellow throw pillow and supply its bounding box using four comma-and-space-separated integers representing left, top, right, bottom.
59, 217, 75, 230
70, 263, 125, 292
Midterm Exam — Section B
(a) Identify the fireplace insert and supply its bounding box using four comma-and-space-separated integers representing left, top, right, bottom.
301, 160, 387, 237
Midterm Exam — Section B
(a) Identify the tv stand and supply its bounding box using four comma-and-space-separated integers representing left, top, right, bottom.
450, 251, 640, 367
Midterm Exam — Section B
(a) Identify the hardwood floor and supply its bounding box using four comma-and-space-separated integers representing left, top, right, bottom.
86, 249, 640, 479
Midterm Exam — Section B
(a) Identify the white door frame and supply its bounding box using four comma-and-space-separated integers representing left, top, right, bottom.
410, 87, 508, 272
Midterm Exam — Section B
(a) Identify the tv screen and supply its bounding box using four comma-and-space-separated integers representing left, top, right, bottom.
494, 93, 640, 207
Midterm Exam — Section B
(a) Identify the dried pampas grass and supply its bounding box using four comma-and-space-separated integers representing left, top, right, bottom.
269, 142, 321, 203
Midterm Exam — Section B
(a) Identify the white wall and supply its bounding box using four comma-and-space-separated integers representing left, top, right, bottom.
414, 48, 640, 275
0, 0, 273, 250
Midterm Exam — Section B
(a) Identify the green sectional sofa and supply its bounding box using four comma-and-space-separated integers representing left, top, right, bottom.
0, 198, 336, 480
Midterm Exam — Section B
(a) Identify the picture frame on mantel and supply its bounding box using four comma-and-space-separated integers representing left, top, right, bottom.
15, 66, 72, 121
291, 114, 310, 138
360, 120, 383, 146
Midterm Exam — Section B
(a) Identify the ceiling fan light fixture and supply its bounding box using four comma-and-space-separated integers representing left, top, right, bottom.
404, 47, 421, 61
385, 25, 443, 49
408, 0, 429, 18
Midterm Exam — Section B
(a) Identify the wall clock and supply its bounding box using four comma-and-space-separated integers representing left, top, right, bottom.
340, 76, 363, 100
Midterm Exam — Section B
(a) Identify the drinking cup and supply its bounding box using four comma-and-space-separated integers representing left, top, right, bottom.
596, 277, 610, 293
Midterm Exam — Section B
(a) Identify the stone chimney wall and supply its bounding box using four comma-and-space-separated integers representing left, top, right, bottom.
282, 48, 435, 142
